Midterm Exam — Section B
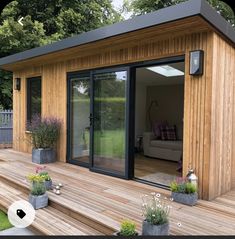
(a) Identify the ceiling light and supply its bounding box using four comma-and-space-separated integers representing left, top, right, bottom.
147, 65, 184, 77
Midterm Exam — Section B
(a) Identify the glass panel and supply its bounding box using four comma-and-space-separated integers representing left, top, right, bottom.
70, 75, 90, 164
27, 77, 41, 122
93, 71, 127, 175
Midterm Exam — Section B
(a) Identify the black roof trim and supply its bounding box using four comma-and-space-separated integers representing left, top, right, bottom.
0, 0, 234, 68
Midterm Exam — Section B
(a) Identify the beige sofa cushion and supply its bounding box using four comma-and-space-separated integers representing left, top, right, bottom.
150, 140, 183, 150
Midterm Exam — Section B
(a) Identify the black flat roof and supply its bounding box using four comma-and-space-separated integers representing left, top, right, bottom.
0, 0, 234, 68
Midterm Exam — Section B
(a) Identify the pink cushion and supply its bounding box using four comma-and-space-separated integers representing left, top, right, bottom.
152, 121, 168, 139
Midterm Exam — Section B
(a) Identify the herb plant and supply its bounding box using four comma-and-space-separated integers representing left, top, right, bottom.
142, 193, 171, 225
119, 220, 137, 236
170, 177, 197, 194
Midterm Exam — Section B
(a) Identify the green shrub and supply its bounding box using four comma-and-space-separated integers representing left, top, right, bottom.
170, 177, 197, 194
142, 193, 171, 225
119, 220, 137, 236
31, 181, 46, 196
39, 171, 51, 181
27, 172, 46, 196
185, 182, 197, 194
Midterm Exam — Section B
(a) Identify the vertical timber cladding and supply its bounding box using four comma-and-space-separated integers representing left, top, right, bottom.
12, 30, 215, 199
13, 63, 67, 162
13, 66, 42, 154
209, 33, 235, 199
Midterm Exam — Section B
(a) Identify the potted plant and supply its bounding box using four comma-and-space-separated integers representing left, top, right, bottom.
28, 115, 61, 164
142, 193, 171, 235
170, 177, 198, 206
36, 166, 52, 190
114, 219, 138, 236
27, 174, 48, 210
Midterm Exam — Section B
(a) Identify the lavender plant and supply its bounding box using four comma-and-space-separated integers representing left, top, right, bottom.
28, 115, 62, 149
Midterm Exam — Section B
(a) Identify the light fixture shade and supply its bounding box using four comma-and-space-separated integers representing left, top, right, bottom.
14, 78, 21, 91
189, 50, 204, 76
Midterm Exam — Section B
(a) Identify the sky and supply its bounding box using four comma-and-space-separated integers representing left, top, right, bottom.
112, 0, 124, 9
112, 0, 132, 19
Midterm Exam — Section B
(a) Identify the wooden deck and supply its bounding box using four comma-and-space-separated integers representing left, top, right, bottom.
0, 149, 235, 235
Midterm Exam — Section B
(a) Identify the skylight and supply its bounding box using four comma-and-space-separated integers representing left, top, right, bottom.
147, 65, 184, 77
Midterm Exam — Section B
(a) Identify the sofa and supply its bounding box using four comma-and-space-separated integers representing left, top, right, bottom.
143, 132, 183, 162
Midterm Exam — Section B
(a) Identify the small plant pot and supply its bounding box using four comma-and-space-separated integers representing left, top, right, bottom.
44, 180, 52, 190
29, 193, 48, 210
113, 232, 139, 236
32, 148, 56, 164
142, 220, 169, 235
171, 192, 198, 206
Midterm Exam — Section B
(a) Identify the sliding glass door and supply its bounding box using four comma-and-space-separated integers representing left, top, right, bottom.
68, 68, 129, 178
91, 69, 128, 176
68, 73, 90, 166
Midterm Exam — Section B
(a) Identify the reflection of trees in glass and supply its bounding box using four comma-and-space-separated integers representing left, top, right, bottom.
28, 78, 41, 122
71, 77, 90, 159
94, 71, 127, 132
72, 77, 90, 99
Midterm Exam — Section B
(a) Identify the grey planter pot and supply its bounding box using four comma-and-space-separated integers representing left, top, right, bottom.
171, 192, 198, 206
44, 180, 52, 190
32, 148, 56, 164
142, 220, 169, 235
28, 193, 48, 210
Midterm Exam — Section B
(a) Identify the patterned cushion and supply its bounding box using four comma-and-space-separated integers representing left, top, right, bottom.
160, 125, 177, 141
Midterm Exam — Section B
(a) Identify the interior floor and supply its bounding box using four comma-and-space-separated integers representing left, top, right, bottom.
134, 153, 181, 186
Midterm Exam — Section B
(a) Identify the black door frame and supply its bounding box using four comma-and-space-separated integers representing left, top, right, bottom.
67, 70, 91, 168
67, 55, 185, 181
89, 67, 131, 179
130, 55, 185, 187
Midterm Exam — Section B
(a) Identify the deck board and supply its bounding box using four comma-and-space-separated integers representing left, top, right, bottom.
0, 149, 235, 235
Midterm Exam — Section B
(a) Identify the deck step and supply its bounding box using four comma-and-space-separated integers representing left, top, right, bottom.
0, 172, 119, 235
197, 198, 235, 217
0, 181, 103, 235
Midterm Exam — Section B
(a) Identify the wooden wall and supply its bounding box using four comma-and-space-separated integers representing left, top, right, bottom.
209, 33, 235, 199
12, 18, 235, 200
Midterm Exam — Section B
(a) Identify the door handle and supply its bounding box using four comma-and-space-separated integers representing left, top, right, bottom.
89, 114, 94, 126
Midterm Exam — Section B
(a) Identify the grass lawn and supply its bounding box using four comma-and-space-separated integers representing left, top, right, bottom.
94, 130, 125, 159
0, 210, 12, 231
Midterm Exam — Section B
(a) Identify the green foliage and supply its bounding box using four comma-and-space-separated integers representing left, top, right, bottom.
170, 178, 197, 194
0, 0, 121, 109
0, 71, 12, 109
185, 182, 197, 194
142, 193, 171, 225
130, 0, 235, 27
27, 173, 46, 196
39, 172, 51, 181
30, 181, 46, 196
0, 210, 12, 231
119, 219, 137, 236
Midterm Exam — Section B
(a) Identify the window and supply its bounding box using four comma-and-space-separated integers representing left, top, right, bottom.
27, 77, 42, 122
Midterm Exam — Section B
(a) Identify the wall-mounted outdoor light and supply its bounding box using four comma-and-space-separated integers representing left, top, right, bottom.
189, 50, 204, 76
14, 78, 21, 91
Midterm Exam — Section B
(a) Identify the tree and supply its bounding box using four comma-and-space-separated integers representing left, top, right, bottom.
129, 0, 235, 27
0, 0, 121, 109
